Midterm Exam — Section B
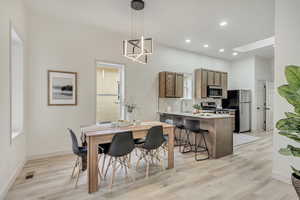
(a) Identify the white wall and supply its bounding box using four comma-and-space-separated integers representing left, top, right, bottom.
255, 56, 274, 82
0, 0, 27, 199
272, 0, 300, 183
26, 14, 231, 159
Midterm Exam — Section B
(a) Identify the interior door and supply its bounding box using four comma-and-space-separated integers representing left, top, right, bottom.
265, 81, 274, 131
256, 81, 266, 131
96, 66, 122, 122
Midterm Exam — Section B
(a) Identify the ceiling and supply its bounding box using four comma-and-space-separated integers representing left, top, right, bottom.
25, 0, 275, 60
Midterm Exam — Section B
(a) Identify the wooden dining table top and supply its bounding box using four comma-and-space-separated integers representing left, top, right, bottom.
82, 121, 174, 137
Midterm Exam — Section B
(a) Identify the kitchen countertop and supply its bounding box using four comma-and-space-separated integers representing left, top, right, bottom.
159, 111, 234, 119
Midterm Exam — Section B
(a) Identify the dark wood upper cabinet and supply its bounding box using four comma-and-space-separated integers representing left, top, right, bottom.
175, 73, 184, 98
207, 71, 215, 85
201, 69, 208, 98
159, 72, 183, 98
195, 68, 228, 99
221, 72, 228, 98
214, 72, 221, 86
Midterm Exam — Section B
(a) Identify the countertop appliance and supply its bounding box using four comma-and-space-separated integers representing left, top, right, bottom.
222, 90, 251, 133
201, 102, 233, 114
207, 86, 223, 98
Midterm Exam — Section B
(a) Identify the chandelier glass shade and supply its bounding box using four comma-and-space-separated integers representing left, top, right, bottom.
123, 36, 153, 64
122, 0, 153, 64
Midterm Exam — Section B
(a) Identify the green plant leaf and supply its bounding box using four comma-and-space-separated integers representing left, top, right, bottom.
291, 166, 300, 177
278, 85, 300, 107
279, 147, 292, 156
279, 131, 300, 142
276, 118, 300, 132
285, 112, 300, 118
286, 65, 300, 87
287, 145, 300, 157
295, 105, 300, 114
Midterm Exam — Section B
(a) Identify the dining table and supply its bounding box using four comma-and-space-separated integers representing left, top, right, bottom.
81, 121, 175, 194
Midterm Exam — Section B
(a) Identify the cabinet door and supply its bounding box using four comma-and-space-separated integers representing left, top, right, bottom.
159, 72, 166, 98
195, 69, 202, 99
214, 72, 221, 86
175, 73, 184, 98
201, 69, 208, 98
207, 71, 215, 85
221, 72, 228, 98
165, 72, 176, 97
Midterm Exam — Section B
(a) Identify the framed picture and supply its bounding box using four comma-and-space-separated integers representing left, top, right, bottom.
48, 70, 77, 106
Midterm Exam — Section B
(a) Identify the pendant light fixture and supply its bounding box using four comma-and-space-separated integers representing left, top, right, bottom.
122, 0, 153, 64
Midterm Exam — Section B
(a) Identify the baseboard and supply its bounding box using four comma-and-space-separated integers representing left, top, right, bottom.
0, 159, 26, 200
272, 171, 292, 184
27, 150, 72, 161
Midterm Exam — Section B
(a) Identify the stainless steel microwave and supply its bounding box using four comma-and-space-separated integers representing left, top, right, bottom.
207, 86, 223, 98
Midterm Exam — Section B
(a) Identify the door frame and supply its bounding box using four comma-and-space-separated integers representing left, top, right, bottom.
95, 60, 125, 122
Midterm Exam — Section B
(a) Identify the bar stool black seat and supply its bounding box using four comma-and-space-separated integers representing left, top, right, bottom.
183, 119, 210, 161
173, 117, 186, 147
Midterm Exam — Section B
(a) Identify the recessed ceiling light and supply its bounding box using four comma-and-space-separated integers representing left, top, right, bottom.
203, 44, 209, 48
185, 39, 191, 43
219, 21, 228, 27
219, 48, 225, 53
232, 52, 238, 56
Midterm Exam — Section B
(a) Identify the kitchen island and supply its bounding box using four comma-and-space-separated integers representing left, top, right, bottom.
159, 112, 234, 158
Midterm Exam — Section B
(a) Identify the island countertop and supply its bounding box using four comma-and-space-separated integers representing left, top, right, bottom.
158, 111, 234, 119
159, 111, 234, 159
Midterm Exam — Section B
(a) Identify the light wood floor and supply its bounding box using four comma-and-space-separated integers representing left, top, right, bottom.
6, 132, 297, 200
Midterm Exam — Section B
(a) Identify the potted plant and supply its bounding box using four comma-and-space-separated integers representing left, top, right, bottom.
192, 104, 202, 114
276, 65, 300, 198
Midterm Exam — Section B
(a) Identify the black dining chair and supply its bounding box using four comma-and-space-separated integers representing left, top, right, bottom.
68, 128, 89, 188
68, 128, 109, 188
136, 126, 165, 178
104, 131, 135, 189
184, 119, 210, 161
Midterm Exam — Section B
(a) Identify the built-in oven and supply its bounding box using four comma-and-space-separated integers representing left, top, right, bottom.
207, 86, 223, 98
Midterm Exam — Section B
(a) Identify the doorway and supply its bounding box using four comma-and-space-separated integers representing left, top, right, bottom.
96, 61, 125, 122
256, 80, 274, 132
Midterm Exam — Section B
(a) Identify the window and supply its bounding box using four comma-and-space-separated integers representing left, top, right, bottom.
10, 26, 24, 140
183, 73, 193, 99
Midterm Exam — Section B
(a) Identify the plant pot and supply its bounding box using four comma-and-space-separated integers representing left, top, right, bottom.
292, 173, 300, 199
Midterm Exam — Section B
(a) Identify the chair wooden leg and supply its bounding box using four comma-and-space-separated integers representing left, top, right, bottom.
110, 158, 117, 190
101, 154, 107, 174
71, 156, 79, 179
75, 160, 81, 188
104, 156, 112, 178
98, 154, 103, 180
146, 155, 150, 178
136, 153, 143, 169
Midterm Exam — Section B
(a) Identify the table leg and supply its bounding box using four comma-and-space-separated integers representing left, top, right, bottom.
88, 136, 99, 193
167, 127, 174, 169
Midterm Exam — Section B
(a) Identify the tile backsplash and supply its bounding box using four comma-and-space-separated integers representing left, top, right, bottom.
158, 98, 222, 113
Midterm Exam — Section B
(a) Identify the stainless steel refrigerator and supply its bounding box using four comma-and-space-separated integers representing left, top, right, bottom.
222, 90, 251, 133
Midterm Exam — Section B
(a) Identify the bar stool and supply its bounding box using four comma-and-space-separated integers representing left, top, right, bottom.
173, 116, 186, 150
183, 119, 210, 161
